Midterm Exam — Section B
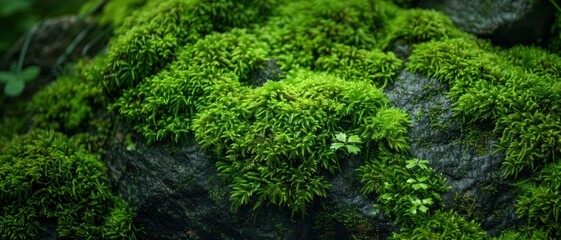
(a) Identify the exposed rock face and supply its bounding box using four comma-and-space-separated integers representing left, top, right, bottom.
103, 70, 520, 239
384, 71, 518, 236
104, 133, 313, 239
104, 131, 397, 239
417, 0, 556, 46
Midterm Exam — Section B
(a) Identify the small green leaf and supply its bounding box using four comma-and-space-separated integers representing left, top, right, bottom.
19, 66, 40, 82
0, 71, 17, 83
346, 144, 361, 154
347, 135, 362, 143
330, 142, 345, 150
405, 159, 417, 169
419, 205, 428, 213
335, 132, 347, 142
5, 78, 25, 97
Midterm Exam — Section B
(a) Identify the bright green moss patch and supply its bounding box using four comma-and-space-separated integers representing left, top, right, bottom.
380, 9, 469, 50
315, 44, 403, 85
102, 0, 278, 96
261, 0, 386, 71
193, 70, 410, 215
357, 151, 449, 227
390, 210, 488, 239
0, 129, 137, 239
408, 30, 561, 237
110, 29, 267, 143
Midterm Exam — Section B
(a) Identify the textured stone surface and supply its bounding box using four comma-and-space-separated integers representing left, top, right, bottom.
417, 0, 556, 46
104, 132, 312, 239
384, 71, 518, 236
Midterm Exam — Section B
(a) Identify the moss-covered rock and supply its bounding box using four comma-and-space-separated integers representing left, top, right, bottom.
0, 129, 137, 239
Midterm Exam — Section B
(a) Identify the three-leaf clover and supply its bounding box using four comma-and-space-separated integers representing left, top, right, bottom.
0, 64, 40, 97
330, 132, 363, 155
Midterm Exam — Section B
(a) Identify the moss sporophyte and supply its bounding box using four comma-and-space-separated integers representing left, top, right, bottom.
2, 0, 561, 238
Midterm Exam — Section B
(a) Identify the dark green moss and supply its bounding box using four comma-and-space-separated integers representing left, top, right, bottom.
0, 129, 137, 239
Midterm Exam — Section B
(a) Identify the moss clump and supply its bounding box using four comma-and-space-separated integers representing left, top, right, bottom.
0, 129, 137, 239
513, 161, 561, 238
193, 70, 410, 215
110, 29, 267, 143
357, 151, 449, 227
389, 210, 488, 239
408, 28, 561, 236
193, 72, 412, 216
261, 0, 386, 71
380, 9, 468, 50
102, 0, 278, 96
315, 43, 403, 86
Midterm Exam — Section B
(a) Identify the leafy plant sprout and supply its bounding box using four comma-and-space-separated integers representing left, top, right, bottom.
1, 23, 40, 97
330, 132, 363, 155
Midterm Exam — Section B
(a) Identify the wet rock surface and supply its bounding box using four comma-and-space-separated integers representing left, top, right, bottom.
103, 131, 396, 239
104, 133, 312, 239
417, 0, 556, 46
384, 71, 518, 236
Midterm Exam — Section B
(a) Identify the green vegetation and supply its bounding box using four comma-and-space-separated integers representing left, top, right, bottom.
3, 0, 561, 238
357, 152, 450, 226
0, 65, 39, 97
193, 70, 407, 215
0, 130, 137, 239
390, 210, 488, 239
407, 34, 561, 238
330, 132, 363, 155
380, 9, 469, 50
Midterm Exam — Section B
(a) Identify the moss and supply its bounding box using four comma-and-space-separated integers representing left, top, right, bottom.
261, 0, 386, 71
26, 56, 110, 152
110, 29, 267, 143
389, 210, 488, 239
315, 43, 403, 86
192, 70, 412, 215
357, 151, 450, 227
0, 129, 137, 239
380, 9, 470, 50
407, 24, 561, 236
102, 0, 278, 96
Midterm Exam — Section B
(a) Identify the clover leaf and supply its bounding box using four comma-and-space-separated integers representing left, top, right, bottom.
0, 65, 40, 97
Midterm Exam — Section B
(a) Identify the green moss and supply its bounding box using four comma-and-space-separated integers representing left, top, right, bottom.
408, 26, 561, 236
357, 151, 450, 227
389, 210, 488, 239
110, 29, 267, 143
380, 9, 469, 50
0, 129, 137, 239
261, 0, 386, 71
315, 43, 403, 86
192, 70, 412, 215
102, 0, 278, 96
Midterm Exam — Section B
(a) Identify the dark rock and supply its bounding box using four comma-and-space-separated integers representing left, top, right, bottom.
416, 0, 557, 47
104, 131, 312, 239
103, 128, 394, 239
384, 71, 518, 236
248, 59, 282, 87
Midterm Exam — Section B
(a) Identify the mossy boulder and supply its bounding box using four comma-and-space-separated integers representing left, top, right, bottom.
0, 129, 137, 239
